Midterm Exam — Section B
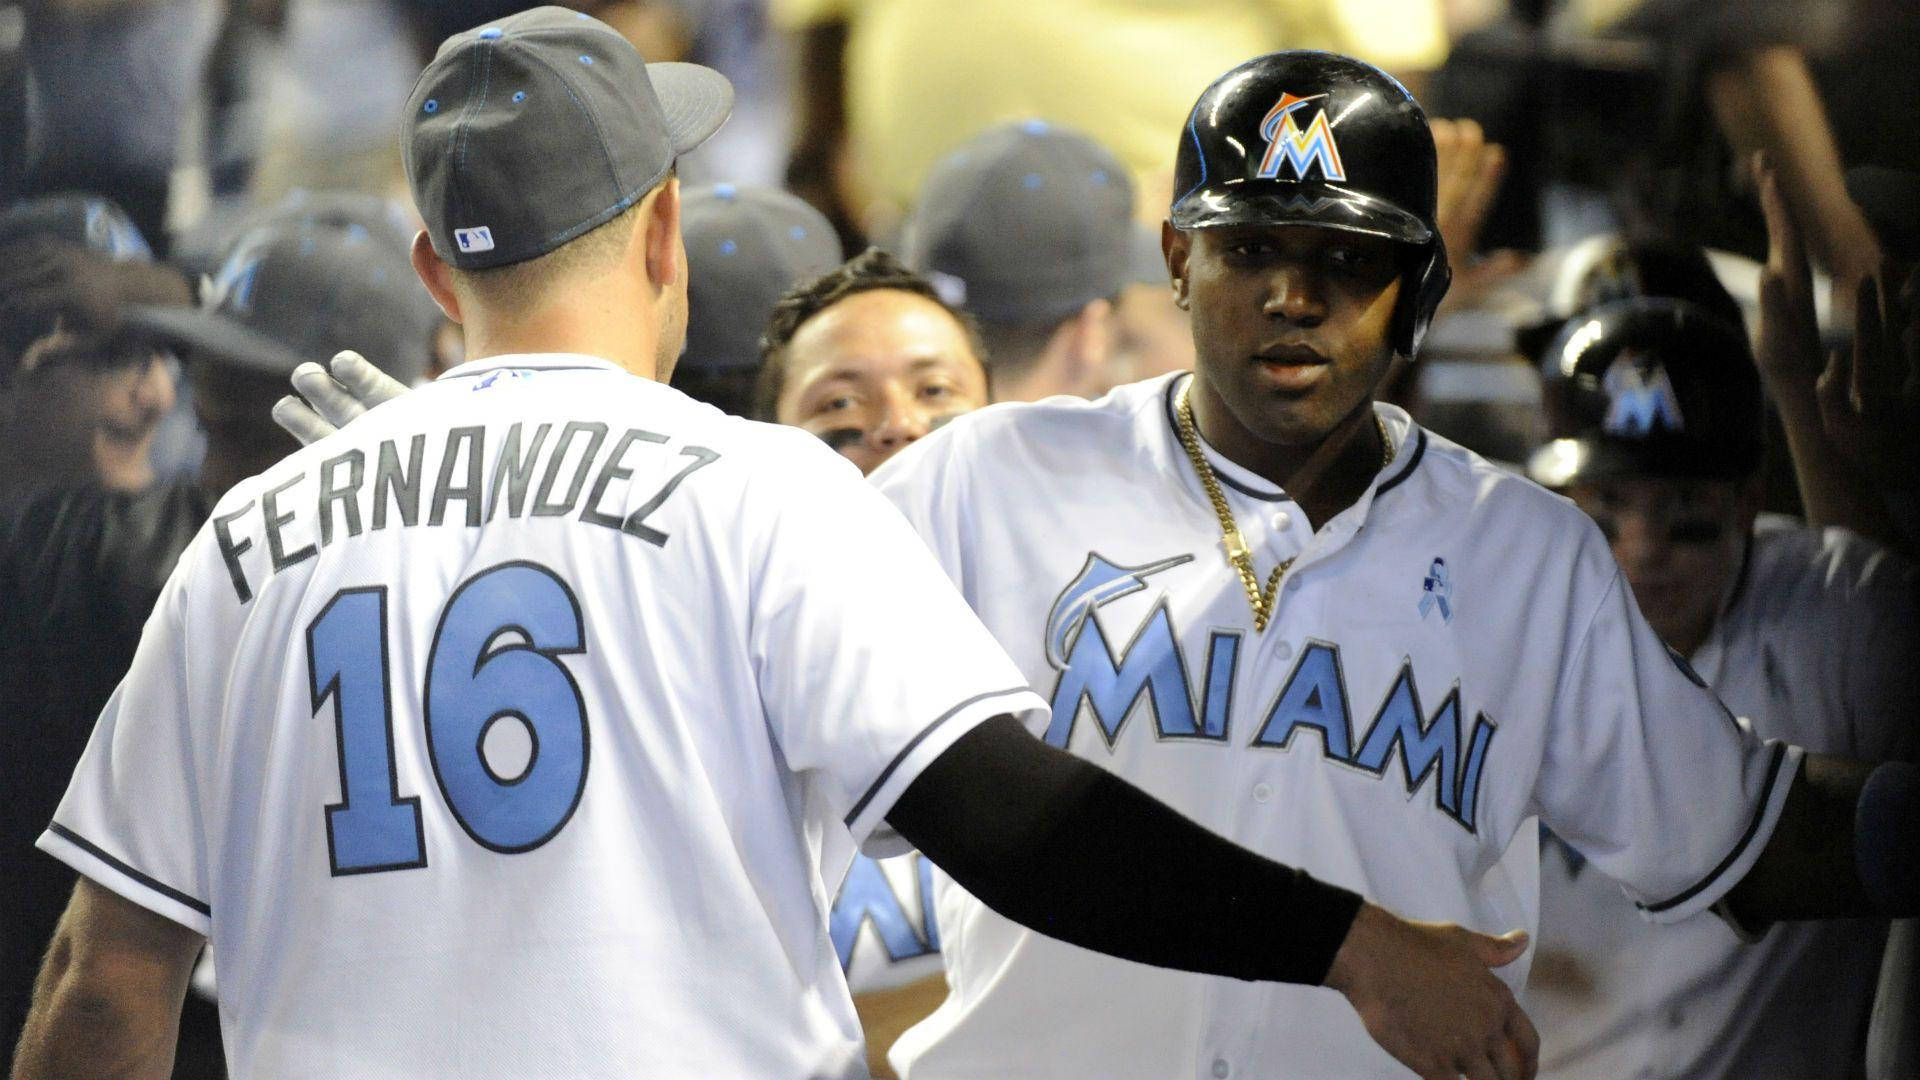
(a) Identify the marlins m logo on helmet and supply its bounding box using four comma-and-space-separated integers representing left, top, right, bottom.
1256, 93, 1346, 182
1601, 348, 1686, 436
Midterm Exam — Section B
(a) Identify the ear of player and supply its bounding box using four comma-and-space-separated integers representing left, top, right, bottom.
1170, 50, 1451, 358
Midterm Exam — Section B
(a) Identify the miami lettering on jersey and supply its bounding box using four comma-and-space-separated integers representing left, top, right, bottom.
830, 853, 940, 971
1042, 552, 1495, 833
1255, 92, 1347, 182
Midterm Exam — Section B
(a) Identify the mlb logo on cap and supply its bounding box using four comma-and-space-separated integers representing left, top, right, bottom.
455, 226, 496, 253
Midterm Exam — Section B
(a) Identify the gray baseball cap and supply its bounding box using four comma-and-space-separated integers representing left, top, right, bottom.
403, 6, 733, 270
122, 223, 438, 384
903, 120, 1137, 323
171, 189, 420, 278
0, 193, 153, 261
681, 183, 843, 373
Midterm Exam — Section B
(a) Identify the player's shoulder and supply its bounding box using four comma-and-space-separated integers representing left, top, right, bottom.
1385, 416, 1604, 542
1747, 514, 1917, 604
874, 373, 1177, 484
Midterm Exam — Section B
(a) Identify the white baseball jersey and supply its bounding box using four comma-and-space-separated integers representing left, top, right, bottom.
1534, 518, 1918, 1080
868, 372, 1799, 1080
39, 353, 1046, 1080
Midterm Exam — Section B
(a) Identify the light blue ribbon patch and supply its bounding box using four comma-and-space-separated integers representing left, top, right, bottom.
1418, 557, 1452, 623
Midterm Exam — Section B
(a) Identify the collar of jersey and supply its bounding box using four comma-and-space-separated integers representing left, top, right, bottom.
436, 352, 629, 381
1161, 373, 1424, 513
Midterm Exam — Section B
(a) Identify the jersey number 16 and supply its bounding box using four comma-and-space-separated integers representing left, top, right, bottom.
307, 561, 590, 876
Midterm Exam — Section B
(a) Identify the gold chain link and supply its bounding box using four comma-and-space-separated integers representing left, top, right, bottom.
1172, 379, 1393, 632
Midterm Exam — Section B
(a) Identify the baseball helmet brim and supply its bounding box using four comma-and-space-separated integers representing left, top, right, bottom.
1526, 435, 1758, 490
1170, 181, 1435, 245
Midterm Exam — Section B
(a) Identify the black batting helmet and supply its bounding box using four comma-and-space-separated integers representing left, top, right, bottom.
1527, 297, 1763, 489
1171, 51, 1450, 358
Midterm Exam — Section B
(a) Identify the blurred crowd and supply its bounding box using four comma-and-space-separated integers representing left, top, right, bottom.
2, 1, 1915, 1078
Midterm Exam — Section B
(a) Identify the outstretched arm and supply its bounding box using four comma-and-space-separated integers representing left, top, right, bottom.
887, 716, 1538, 1080
11, 877, 203, 1080
1724, 755, 1918, 927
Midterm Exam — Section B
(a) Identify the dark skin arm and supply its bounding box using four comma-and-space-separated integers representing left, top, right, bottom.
10, 878, 202, 1080
1724, 752, 1880, 925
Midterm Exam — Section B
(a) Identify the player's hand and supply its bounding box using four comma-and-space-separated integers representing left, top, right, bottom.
1817, 266, 1920, 488
1430, 118, 1527, 311
1755, 152, 1826, 391
1323, 902, 1537, 1080
273, 350, 409, 446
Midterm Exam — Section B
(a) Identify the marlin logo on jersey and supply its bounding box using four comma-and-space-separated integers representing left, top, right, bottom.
1044, 553, 1193, 667
1256, 93, 1347, 182
1044, 552, 1495, 832
1602, 349, 1685, 436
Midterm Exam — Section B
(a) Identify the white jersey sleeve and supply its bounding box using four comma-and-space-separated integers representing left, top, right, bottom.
1533, 542, 1801, 924
38, 536, 212, 935
748, 435, 1046, 852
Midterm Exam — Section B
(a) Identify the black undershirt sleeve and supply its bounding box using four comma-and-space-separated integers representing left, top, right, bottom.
885, 715, 1364, 986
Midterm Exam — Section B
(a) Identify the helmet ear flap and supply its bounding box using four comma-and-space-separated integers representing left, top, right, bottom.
1394, 235, 1451, 359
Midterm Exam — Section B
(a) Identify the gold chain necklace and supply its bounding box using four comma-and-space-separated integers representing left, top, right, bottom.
1173, 378, 1393, 631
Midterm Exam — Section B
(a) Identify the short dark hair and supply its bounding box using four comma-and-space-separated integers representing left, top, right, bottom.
754, 247, 987, 421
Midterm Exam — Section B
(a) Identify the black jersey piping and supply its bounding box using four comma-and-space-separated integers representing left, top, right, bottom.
1373, 428, 1428, 496
1160, 376, 1290, 502
845, 685, 1035, 827
46, 822, 212, 917
1637, 741, 1789, 915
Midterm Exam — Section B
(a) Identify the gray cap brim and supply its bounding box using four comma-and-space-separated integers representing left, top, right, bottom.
1171, 183, 1432, 245
121, 305, 309, 378
649, 61, 734, 156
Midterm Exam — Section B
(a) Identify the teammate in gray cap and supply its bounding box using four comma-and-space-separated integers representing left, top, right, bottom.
670, 182, 843, 417
903, 119, 1155, 403
20, 11, 1548, 1079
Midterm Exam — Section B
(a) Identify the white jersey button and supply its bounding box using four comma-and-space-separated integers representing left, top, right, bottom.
1252, 783, 1273, 804
1285, 575, 1303, 592
1211, 1058, 1230, 1078
1270, 511, 1291, 531
1274, 641, 1293, 662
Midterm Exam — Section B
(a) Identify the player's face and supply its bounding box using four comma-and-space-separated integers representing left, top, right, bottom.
1569, 475, 1757, 657
775, 288, 989, 475
1172, 224, 1400, 447
1167, 222, 1397, 445
8, 342, 175, 492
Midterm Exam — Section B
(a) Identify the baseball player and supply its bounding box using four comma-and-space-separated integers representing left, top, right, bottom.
900, 120, 1148, 403
1526, 297, 1917, 1080
16, 14, 1544, 1079
850, 52, 1914, 1079
756, 247, 990, 476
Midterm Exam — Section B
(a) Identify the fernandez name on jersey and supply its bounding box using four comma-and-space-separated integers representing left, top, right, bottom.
209, 405, 716, 604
